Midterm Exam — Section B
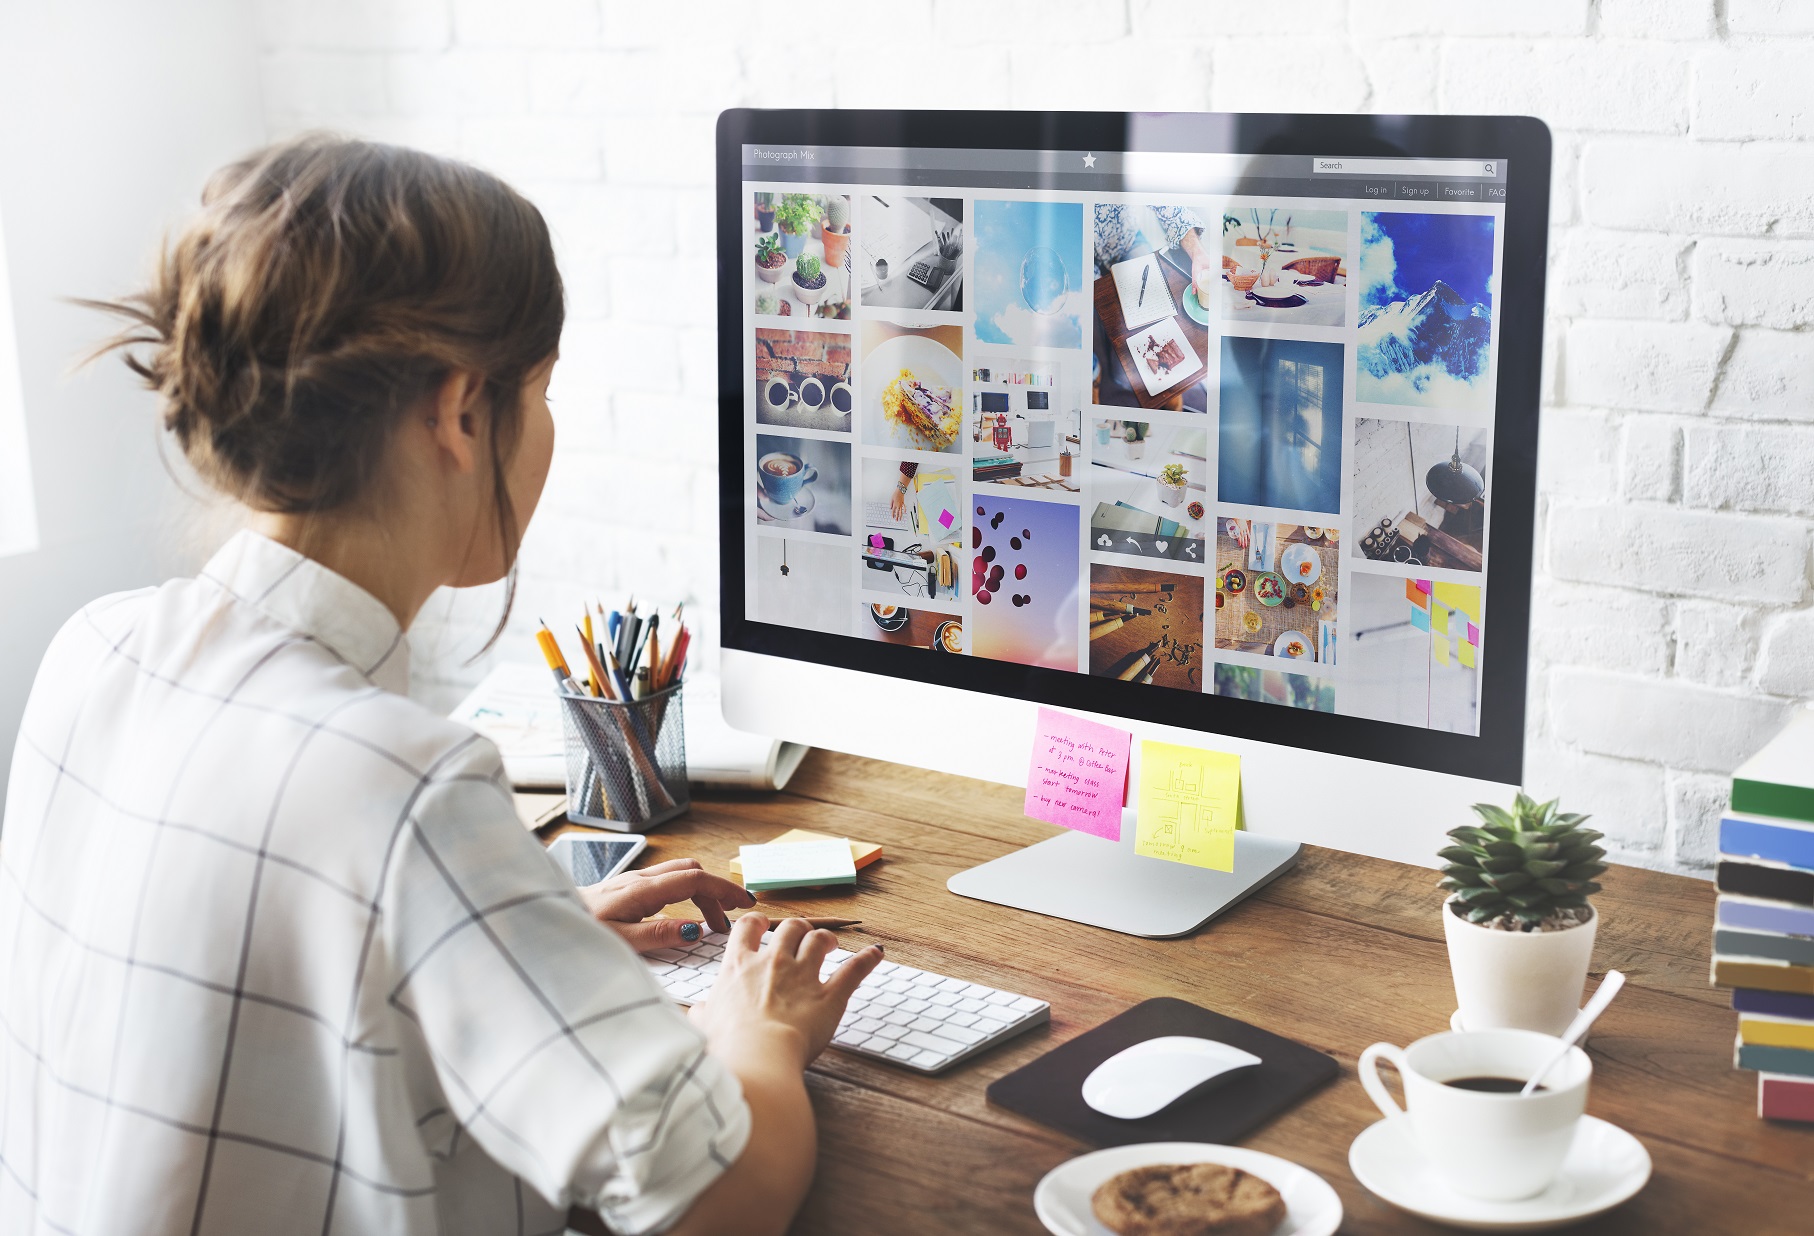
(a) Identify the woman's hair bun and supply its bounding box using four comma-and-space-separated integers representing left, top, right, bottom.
91, 132, 564, 515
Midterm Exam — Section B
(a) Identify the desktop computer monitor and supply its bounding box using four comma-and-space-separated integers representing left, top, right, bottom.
719, 110, 1549, 936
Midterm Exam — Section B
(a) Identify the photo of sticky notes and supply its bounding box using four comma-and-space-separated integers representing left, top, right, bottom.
738, 838, 858, 893
1024, 706, 1131, 840
1134, 740, 1240, 872
1410, 605, 1431, 632
728, 828, 882, 879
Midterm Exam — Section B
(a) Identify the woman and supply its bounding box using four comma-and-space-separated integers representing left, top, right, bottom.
0, 135, 879, 1235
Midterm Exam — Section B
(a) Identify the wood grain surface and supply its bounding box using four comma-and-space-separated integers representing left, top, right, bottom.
553, 750, 1811, 1235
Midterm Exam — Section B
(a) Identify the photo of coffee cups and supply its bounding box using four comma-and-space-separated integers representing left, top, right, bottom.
758, 452, 816, 506
797, 375, 826, 412
829, 380, 853, 416
931, 619, 965, 654
762, 377, 796, 414
1359, 1028, 1591, 1203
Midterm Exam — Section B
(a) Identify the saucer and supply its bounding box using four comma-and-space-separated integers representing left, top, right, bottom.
1181, 283, 1212, 325
757, 486, 816, 522
1348, 1116, 1650, 1232
1035, 1141, 1341, 1236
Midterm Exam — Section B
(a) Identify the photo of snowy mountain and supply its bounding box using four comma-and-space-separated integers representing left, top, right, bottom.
1356, 213, 1496, 412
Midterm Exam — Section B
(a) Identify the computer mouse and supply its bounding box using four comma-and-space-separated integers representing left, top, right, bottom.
1081, 1036, 1264, 1120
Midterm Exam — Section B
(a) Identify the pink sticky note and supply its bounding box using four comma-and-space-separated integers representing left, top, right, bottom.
1024, 706, 1131, 840
1415, 579, 1433, 595
1467, 622, 1479, 645
938, 507, 954, 529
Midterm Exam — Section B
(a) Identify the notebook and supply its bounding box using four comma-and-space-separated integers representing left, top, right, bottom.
913, 476, 962, 539
1112, 254, 1175, 331
986, 997, 1338, 1147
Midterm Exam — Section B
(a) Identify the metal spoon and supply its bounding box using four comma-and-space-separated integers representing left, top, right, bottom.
1522, 969, 1626, 1096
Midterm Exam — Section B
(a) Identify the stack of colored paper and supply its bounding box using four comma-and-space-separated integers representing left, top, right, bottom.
737, 837, 858, 894
1709, 708, 1814, 1123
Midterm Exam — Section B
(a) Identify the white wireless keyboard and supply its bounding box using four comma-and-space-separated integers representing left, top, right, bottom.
645, 931, 1050, 1074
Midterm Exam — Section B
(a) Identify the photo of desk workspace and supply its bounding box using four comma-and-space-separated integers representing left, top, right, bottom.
859, 458, 964, 603
857, 195, 963, 312
1220, 206, 1348, 326
1092, 203, 1214, 413
1352, 417, 1490, 571
1088, 418, 1208, 564
970, 358, 1081, 491
1088, 566, 1204, 689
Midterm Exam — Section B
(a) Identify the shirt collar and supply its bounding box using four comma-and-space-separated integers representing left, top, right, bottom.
200, 530, 410, 695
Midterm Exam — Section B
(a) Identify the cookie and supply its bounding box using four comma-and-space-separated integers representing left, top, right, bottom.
1091, 1162, 1287, 1236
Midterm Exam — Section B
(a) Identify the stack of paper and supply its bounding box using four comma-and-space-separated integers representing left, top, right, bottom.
1709, 707, 1814, 1123
738, 838, 858, 894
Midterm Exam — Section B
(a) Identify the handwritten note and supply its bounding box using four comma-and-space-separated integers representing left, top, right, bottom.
1134, 740, 1241, 872
1023, 707, 1131, 840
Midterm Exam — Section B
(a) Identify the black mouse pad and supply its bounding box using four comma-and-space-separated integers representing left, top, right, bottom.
985, 997, 1339, 1147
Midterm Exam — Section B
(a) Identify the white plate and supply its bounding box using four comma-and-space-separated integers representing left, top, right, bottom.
1273, 630, 1312, 660
862, 333, 963, 453
1348, 1116, 1651, 1232
1279, 543, 1322, 586
1034, 1141, 1341, 1236
1124, 315, 1203, 396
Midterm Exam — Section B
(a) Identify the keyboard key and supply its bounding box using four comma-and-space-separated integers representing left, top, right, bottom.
1007, 996, 1044, 1013
956, 998, 986, 1013
872, 993, 905, 1008
900, 999, 931, 1014
646, 962, 679, 976
946, 1012, 977, 1028
678, 955, 710, 968
903, 1030, 964, 1055
694, 944, 724, 959
909, 1017, 944, 1033
884, 1009, 917, 1027
852, 1018, 883, 1035
929, 992, 961, 1007
872, 961, 900, 976
919, 1005, 955, 1022
985, 991, 1017, 1006
940, 1025, 985, 1046
912, 1050, 947, 1069
885, 1044, 920, 1062
873, 1024, 908, 1041
972, 1017, 1007, 1035
648, 949, 687, 963
937, 976, 969, 992
832, 1030, 867, 1048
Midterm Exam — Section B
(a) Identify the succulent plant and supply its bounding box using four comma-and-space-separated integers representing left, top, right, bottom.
794, 254, 822, 282
775, 193, 819, 235
754, 287, 781, 316
1159, 463, 1187, 487
825, 195, 850, 233
756, 232, 785, 264
755, 192, 775, 209
1440, 793, 1607, 930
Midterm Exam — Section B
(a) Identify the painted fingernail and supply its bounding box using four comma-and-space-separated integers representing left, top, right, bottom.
680, 922, 702, 942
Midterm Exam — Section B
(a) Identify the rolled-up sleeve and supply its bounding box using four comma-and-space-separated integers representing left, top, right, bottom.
380, 748, 750, 1235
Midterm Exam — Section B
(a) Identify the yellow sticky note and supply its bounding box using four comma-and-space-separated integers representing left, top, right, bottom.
1459, 639, 1477, 669
1134, 740, 1241, 872
1434, 631, 1451, 665
1431, 603, 1449, 635
1433, 582, 1482, 625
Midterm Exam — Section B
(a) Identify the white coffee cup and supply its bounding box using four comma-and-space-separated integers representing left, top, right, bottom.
1359, 1028, 1590, 1202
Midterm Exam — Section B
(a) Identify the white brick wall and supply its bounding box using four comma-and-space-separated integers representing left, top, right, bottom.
252, 0, 1814, 875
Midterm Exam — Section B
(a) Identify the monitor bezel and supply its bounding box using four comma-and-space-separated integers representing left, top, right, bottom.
717, 109, 1549, 787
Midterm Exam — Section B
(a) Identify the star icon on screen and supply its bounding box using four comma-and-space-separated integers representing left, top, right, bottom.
1082, 151, 1097, 168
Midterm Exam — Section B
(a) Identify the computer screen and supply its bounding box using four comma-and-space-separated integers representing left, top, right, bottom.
720, 112, 1546, 788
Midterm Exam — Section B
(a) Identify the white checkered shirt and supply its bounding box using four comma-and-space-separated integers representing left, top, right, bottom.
0, 531, 749, 1236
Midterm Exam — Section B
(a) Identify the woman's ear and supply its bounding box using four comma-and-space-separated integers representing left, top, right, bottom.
427, 370, 486, 474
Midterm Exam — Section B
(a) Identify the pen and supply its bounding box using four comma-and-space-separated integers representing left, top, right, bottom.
1137, 262, 1149, 306
734, 916, 863, 930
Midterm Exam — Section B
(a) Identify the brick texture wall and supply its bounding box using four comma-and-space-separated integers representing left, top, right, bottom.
253, 0, 1814, 875
755, 330, 851, 391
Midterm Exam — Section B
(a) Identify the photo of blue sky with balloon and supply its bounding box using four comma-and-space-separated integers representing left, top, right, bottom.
973, 200, 1085, 349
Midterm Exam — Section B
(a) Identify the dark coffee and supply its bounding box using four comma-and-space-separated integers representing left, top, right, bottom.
1445, 1076, 1542, 1094
762, 458, 799, 477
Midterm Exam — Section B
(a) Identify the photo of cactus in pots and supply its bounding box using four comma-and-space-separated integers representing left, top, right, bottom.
820, 195, 851, 270
755, 231, 788, 282
1440, 794, 1606, 931
753, 285, 782, 317
754, 191, 775, 232
775, 193, 819, 260
792, 252, 828, 307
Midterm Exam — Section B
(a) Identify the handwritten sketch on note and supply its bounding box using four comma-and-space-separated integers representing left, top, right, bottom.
1134, 740, 1241, 871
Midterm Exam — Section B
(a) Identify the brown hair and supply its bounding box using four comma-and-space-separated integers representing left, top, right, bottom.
90, 132, 564, 607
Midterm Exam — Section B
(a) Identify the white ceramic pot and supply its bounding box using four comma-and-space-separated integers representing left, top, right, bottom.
1442, 896, 1596, 1036
1159, 481, 1186, 507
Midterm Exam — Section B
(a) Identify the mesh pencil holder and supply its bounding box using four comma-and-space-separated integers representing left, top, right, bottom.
558, 685, 689, 832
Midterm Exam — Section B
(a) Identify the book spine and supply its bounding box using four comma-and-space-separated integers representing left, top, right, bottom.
1719, 817, 1814, 870
1712, 957, 1814, 995
1715, 929, 1814, 967
1733, 987, 1814, 1019
1740, 1014, 1814, 1051
1718, 896, 1814, 937
1737, 1041, 1814, 1079
1759, 1072, 1814, 1123
1732, 777, 1814, 825
1716, 859, 1814, 907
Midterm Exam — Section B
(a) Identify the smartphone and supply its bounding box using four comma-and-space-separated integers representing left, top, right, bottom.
546, 833, 648, 886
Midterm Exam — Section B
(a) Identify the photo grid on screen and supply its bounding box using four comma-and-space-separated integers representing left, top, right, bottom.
743, 158, 1504, 736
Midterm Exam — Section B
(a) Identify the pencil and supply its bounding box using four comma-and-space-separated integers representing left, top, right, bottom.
734, 916, 863, 930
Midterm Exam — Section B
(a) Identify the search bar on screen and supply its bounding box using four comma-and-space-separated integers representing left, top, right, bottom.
1313, 157, 1499, 178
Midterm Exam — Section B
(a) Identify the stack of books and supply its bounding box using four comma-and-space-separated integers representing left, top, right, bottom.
1711, 708, 1814, 1123
974, 453, 1022, 483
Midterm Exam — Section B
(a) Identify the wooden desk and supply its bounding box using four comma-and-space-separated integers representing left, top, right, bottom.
1093, 257, 1207, 412
553, 752, 1811, 1235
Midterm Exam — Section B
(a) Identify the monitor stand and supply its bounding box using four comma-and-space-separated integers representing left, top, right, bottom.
946, 823, 1301, 939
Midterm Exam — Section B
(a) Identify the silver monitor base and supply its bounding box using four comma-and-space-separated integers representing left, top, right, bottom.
946, 828, 1302, 938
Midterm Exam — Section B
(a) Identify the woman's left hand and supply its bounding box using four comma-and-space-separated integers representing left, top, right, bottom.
580, 857, 758, 953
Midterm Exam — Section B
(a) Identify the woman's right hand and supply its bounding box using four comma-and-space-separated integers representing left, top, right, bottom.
689, 914, 884, 1068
